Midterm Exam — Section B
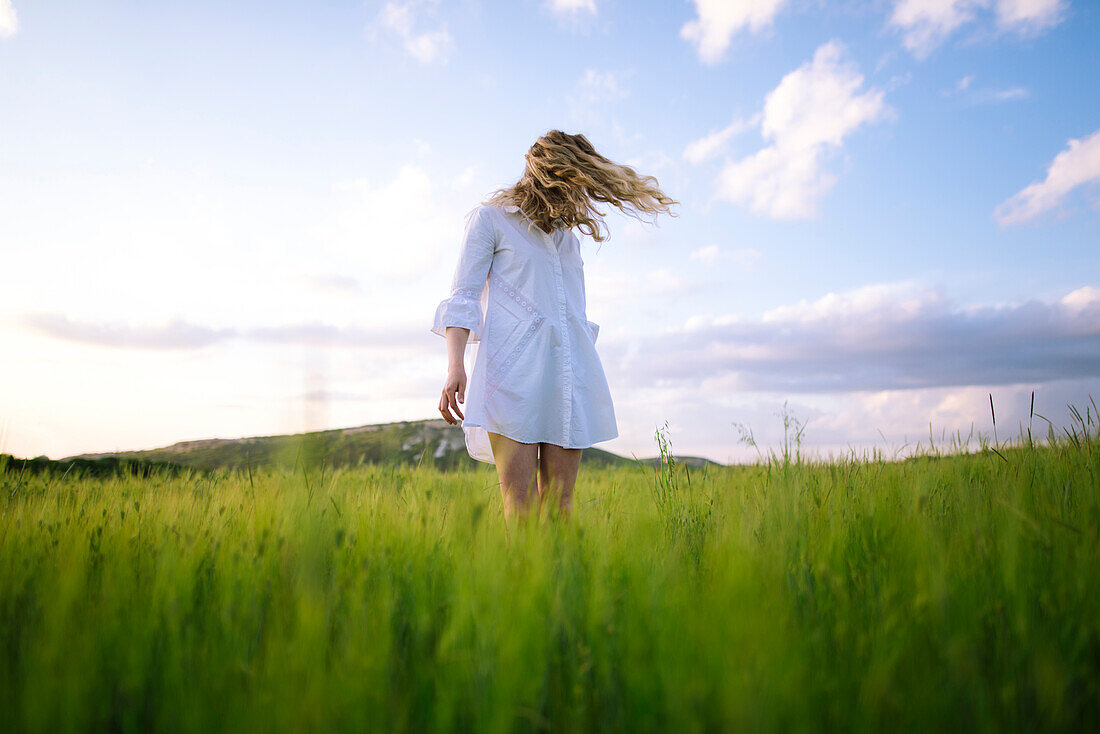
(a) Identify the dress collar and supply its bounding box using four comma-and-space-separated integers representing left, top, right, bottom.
502, 203, 568, 234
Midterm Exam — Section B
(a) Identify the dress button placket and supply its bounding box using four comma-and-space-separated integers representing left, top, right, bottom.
544, 230, 572, 446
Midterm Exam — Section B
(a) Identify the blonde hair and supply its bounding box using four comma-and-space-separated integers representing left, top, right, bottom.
482, 130, 678, 242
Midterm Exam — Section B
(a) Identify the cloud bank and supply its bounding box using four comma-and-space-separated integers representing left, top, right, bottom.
604, 284, 1100, 393
36, 282, 1100, 398
23, 314, 424, 351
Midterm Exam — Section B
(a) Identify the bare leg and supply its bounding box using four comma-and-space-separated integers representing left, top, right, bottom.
537, 442, 582, 518
487, 431, 539, 526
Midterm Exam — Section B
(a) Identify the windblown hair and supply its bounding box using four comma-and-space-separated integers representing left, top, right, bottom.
482, 130, 678, 242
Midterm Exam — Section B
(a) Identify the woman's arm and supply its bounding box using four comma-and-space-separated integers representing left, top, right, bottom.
439, 326, 470, 424
434, 207, 495, 424
431, 207, 495, 341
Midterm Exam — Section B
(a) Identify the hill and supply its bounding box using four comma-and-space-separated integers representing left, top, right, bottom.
64, 418, 722, 472
0, 453, 195, 479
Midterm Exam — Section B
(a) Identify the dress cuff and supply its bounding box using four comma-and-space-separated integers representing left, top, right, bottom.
432, 294, 483, 342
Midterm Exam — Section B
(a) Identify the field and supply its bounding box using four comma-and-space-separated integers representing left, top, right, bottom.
2, 416, 1099, 733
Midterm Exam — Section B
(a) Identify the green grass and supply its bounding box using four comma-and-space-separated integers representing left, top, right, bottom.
2, 416, 1099, 733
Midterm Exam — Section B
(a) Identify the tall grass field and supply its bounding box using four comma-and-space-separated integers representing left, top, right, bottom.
2, 410, 1099, 732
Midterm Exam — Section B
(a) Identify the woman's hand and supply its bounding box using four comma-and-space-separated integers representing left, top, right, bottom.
439, 366, 466, 424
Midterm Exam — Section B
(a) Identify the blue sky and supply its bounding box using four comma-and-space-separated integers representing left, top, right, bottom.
1, 0, 1098, 462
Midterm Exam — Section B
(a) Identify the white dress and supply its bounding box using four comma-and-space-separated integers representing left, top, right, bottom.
431, 203, 618, 464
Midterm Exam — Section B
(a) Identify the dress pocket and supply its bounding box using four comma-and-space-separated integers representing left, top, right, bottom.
584, 319, 599, 344
485, 273, 545, 398
487, 295, 524, 366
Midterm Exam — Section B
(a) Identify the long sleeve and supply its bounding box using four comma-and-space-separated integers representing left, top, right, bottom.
431, 205, 496, 342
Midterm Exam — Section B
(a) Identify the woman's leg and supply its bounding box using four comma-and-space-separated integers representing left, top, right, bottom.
487, 431, 539, 522
537, 443, 582, 517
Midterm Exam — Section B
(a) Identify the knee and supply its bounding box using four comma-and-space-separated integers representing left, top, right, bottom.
500, 466, 537, 493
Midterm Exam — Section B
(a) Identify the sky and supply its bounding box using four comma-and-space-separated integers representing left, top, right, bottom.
1, 0, 1098, 464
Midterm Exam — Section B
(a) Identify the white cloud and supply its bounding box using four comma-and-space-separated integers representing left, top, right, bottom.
680, 0, 787, 64
0, 0, 16, 38
995, 0, 1064, 31
329, 163, 466, 281
890, 0, 983, 57
730, 248, 763, 269
945, 74, 1029, 103
623, 148, 675, 174
1063, 285, 1100, 312
611, 122, 645, 148
576, 69, 628, 103
890, 0, 1066, 57
682, 115, 758, 164
567, 69, 630, 126
689, 245, 761, 268
994, 128, 1100, 225
980, 85, 1029, 102
690, 245, 721, 263
377, 0, 453, 64
646, 268, 687, 296
704, 41, 889, 220
547, 0, 596, 16
449, 165, 476, 192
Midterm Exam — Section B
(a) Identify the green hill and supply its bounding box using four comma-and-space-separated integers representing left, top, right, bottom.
63, 418, 722, 472
0, 453, 194, 479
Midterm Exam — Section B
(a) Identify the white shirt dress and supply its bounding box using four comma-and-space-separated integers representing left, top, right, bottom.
432, 203, 618, 464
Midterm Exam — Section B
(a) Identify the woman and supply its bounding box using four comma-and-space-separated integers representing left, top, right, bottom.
432, 130, 677, 522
